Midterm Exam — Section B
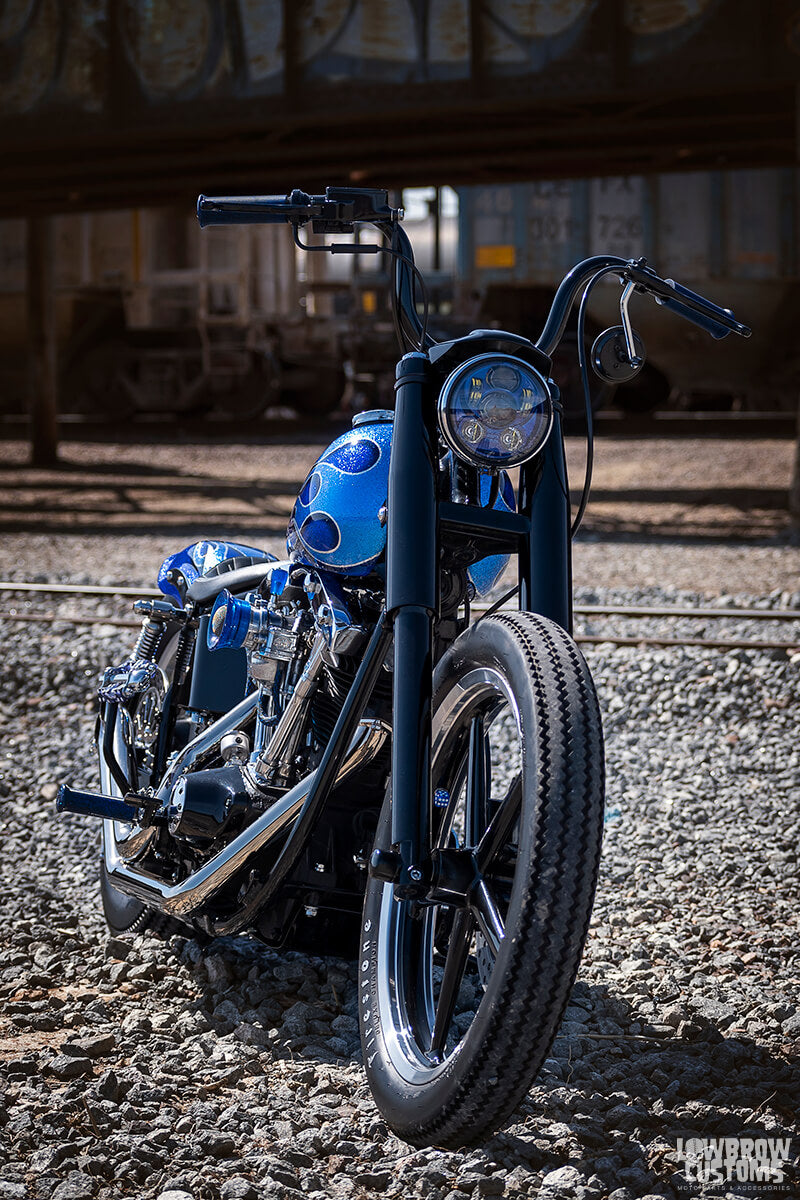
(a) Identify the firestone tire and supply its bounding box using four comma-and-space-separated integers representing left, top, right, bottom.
360, 612, 604, 1147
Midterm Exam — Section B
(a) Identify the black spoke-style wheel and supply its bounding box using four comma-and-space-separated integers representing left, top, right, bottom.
360, 612, 604, 1147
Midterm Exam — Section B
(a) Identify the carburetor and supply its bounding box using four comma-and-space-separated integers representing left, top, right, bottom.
207, 569, 305, 684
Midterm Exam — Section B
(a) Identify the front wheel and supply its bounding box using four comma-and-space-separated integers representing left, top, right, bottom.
360, 612, 604, 1146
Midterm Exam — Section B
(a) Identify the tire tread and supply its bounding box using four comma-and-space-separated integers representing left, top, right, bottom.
363, 612, 604, 1146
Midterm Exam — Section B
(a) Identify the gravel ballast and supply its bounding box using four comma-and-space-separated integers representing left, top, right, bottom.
2, 434, 800, 596
0, 575, 797, 1200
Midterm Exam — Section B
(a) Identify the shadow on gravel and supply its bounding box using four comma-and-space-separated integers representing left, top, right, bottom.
0, 453, 306, 537
0, 518, 291, 538
583, 486, 790, 510
0, 420, 347, 447
576, 522, 792, 546
488, 982, 800, 1198
179, 935, 365, 1069
175, 940, 800, 1197
0, 472, 300, 497
0, 459, 171, 476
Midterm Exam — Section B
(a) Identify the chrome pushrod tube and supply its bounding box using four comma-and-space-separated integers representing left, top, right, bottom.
156, 690, 260, 800
255, 634, 326, 779
103, 718, 388, 920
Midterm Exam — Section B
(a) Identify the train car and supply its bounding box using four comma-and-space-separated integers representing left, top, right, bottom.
458, 169, 799, 412
0, 168, 795, 420
1, 3, 797, 424
0, 191, 458, 420
0, 208, 345, 419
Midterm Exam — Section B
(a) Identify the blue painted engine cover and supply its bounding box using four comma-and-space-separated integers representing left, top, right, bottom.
286, 411, 515, 595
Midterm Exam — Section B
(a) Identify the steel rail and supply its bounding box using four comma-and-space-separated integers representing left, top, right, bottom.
474, 601, 800, 621
576, 603, 800, 622
0, 612, 140, 629
0, 582, 160, 598
1, 608, 798, 652
576, 634, 799, 651
2, 581, 800, 624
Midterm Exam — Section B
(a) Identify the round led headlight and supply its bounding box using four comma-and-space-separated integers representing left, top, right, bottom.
437, 353, 554, 469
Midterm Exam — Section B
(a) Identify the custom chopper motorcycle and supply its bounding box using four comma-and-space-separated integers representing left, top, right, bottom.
58, 187, 750, 1146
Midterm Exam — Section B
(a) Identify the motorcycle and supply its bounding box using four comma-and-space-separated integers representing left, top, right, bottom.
58, 187, 750, 1146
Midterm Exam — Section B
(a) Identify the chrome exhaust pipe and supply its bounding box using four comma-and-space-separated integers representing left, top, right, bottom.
99, 691, 261, 865
103, 718, 388, 920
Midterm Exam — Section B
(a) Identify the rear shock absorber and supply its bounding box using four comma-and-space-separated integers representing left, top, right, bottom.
131, 598, 186, 662
172, 622, 196, 687
133, 617, 163, 661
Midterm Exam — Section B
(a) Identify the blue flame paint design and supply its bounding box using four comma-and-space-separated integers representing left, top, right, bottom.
300, 513, 341, 553
157, 539, 273, 605
298, 471, 322, 507
322, 439, 381, 474
287, 420, 392, 576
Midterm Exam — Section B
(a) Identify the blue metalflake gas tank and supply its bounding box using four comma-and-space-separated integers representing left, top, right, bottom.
286, 409, 515, 593
287, 411, 393, 577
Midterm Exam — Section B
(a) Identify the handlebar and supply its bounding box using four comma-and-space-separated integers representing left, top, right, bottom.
197, 187, 400, 231
534, 256, 750, 358
198, 193, 318, 226
625, 263, 750, 340
198, 187, 430, 352
196, 190, 751, 359
650, 291, 733, 339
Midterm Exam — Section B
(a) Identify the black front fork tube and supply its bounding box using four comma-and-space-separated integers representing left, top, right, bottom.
519, 402, 573, 633
385, 353, 438, 898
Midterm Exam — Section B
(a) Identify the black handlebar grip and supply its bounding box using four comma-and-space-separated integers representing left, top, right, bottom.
655, 295, 732, 340
197, 193, 309, 228
656, 278, 751, 339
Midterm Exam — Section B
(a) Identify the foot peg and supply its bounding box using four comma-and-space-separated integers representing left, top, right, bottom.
56, 784, 144, 823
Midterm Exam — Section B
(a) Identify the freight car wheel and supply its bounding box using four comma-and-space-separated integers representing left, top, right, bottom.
551, 331, 614, 433
615, 361, 670, 414
281, 363, 346, 416
209, 356, 281, 421
62, 339, 137, 419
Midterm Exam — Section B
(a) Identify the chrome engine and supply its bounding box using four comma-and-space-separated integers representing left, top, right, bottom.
57, 559, 389, 939
206, 564, 369, 783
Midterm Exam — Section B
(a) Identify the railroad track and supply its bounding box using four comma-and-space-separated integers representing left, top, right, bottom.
1, 582, 799, 652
